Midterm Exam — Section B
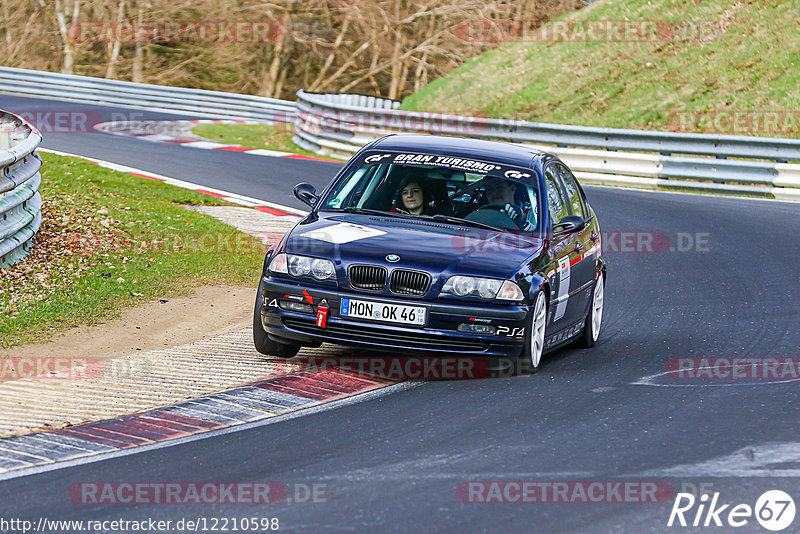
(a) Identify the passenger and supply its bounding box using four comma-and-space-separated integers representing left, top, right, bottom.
476, 177, 534, 230
395, 176, 433, 215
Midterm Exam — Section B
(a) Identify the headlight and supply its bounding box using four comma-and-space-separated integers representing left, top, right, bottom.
497, 280, 524, 301
451, 276, 474, 296
288, 255, 312, 277
269, 253, 288, 274
440, 276, 522, 301
311, 258, 335, 280
478, 278, 502, 299
270, 253, 336, 281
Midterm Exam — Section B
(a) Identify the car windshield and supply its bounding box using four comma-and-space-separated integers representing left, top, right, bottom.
319, 151, 543, 234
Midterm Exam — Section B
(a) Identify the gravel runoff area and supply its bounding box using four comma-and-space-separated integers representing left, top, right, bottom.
0, 207, 356, 437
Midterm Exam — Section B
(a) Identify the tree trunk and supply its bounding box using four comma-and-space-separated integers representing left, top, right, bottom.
308, 15, 350, 92
2, 2, 11, 45
387, 34, 402, 100
396, 58, 410, 99
132, 4, 143, 83
413, 50, 429, 93
54, 0, 79, 74
105, 0, 125, 79
260, 25, 285, 96
273, 66, 288, 99
315, 40, 371, 93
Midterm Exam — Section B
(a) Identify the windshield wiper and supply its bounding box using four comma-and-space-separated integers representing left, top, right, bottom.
339, 208, 502, 231
418, 214, 503, 232
340, 207, 412, 219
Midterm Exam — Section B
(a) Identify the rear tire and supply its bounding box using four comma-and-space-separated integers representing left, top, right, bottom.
574, 274, 604, 349
253, 292, 301, 358
517, 291, 547, 375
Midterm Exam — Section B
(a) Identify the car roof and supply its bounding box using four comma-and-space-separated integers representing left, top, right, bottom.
369, 134, 548, 170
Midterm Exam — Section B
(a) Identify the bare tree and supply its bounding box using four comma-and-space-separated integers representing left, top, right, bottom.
54, 0, 80, 74
2, 2, 12, 45
132, 2, 144, 83
4, 0, 584, 99
104, 0, 125, 78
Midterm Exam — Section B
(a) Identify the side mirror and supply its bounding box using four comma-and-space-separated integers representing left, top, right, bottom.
294, 183, 318, 208
553, 215, 585, 234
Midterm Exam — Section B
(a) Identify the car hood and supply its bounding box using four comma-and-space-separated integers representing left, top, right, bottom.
282, 212, 544, 280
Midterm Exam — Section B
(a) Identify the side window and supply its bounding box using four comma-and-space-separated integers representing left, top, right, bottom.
557, 165, 586, 219
544, 166, 569, 226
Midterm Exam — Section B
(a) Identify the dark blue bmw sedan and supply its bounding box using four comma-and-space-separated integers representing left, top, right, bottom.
254, 135, 606, 373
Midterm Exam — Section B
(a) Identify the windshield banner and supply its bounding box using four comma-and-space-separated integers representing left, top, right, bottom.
360, 151, 534, 181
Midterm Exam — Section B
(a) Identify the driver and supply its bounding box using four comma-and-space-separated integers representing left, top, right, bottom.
394, 176, 433, 215
478, 177, 533, 231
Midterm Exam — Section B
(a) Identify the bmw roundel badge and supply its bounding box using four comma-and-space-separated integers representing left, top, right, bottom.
386, 254, 400, 262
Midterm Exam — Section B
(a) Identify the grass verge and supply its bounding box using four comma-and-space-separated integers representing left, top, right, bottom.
192, 123, 341, 159
401, 0, 800, 138
0, 153, 267, 349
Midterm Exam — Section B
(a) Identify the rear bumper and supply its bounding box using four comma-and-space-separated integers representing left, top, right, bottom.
259, 276, 529, 358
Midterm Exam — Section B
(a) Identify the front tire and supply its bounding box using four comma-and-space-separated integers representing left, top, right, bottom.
253, 292, 301, 358
574, 273, 604, 349
518, 291, 547, 375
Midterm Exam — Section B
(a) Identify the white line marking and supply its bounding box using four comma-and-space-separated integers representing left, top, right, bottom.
179, 141, 235, 149
37, 148, 309, 216
310, 470, 597, 482
636, 442, 800, 477
631, 366, 800, 387
244, 148, 294, 157
584, 184, 800, 205
93, 120, 340, 162
137, 134, 175, 142
0, 381, 422, 482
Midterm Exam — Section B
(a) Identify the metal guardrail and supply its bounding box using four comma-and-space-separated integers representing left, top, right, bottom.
294, 90, 800, 201
0, 66, 296, 123
0, 110, 42, 268
1, 68, 798, 201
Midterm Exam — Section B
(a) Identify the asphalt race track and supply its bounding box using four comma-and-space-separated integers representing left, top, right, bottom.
0, 95, 340, 210
2, 94, 800, 533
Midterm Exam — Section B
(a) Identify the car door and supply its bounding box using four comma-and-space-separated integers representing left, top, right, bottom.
543, 164, 577, 333
556, 164, 596, 324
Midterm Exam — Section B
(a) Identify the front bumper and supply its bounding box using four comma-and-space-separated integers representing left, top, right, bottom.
259, 276, 530, 358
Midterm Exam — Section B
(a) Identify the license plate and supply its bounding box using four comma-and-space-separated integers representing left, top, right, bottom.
340, 298, 426, 325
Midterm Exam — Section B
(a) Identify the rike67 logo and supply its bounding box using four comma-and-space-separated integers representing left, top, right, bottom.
668, 490, 796, 531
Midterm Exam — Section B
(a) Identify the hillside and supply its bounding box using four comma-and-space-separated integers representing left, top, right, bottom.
0, 0, 582, 101
401, 0, 800, 137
